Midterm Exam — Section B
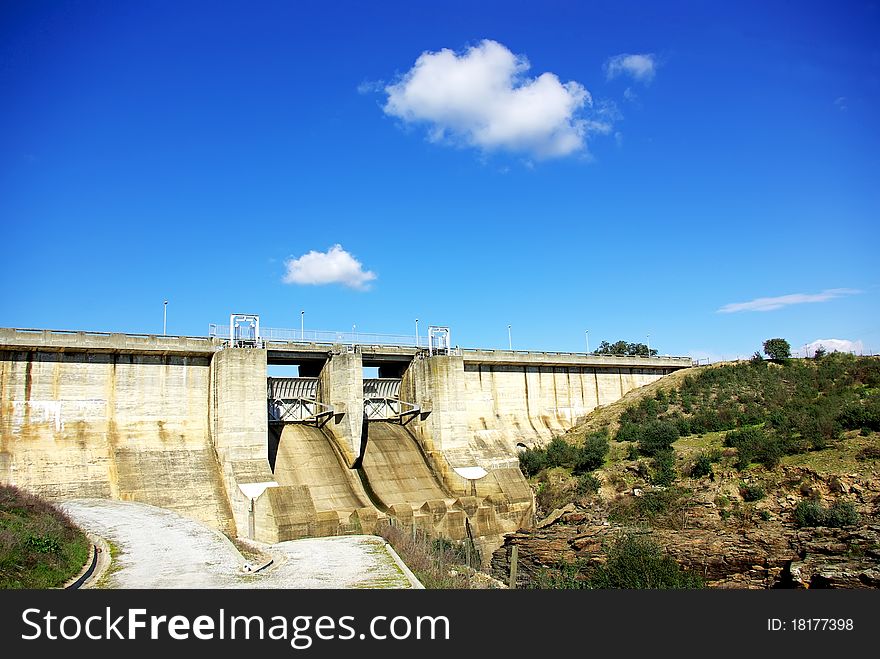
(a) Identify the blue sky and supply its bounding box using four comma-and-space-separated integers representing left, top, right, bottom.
1, 0, 877, 359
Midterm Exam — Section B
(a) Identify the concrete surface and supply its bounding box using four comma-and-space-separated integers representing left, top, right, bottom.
62, 499, 417, 589
1, 327, 690, 556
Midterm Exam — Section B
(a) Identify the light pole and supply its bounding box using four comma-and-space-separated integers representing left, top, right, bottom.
415, 319, 419, 347
507, 325, 512, 351
585, 329, 590, 354
163, 300, 167, 336
352, 324, 356, 344
300, 310, 304, 341
647, 334, 651, 357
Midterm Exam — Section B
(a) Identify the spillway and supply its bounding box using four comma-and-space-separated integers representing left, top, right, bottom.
273, 424, 370, 513
360, 421, 452, 508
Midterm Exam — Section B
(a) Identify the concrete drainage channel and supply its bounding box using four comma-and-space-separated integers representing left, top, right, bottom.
61, 499, 421, 589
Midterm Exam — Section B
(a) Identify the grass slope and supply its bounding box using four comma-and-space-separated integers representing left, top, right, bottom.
0, 485, 90, 589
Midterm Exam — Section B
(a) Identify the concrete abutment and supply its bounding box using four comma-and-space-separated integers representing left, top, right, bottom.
0, 328, 691, 563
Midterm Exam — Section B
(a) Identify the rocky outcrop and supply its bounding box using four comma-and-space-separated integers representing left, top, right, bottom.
492, 466, 880, 589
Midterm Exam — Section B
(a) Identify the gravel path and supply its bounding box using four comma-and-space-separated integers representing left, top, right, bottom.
62, 499, 416, 589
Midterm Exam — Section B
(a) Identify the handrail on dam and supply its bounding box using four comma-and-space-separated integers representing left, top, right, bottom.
0, 327, 694, 367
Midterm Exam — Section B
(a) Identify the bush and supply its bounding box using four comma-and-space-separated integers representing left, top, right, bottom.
794, 500, 860, 528
826, 501, 860, 527
637, 420, 680, 457
576, 473, 601, 495
739, 483, 765, 502
724, 427, 782, 469
794, 500, 826, 527
585, 534, 704, 589
690, 453, 714, 478
545, 437, 579, 468
615, 422, 642, 443
574, 432, 609, 474
651, 448, 676, 486
518, 447, 546, 477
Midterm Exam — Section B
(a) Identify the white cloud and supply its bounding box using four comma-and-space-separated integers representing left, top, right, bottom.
800, 338, 864, 356
383, 39, 602, 159
605, 53, 657, 83
834, 96, 848, 111
282, 244, 377, 290
717, 288, 861, 313
357, 79, 385, 95
623, 86, 638, 102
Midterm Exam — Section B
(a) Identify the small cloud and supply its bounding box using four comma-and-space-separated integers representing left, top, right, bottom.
834, 96, 848, 111
357, 79, 385, 95
623, 87, 638, 102
383, 39, 607, 160
717, 288, 861, 313
282, 244, 377, 290
800, 338, 864, 356
614, 131, 623, 147
605, 53, 657, 83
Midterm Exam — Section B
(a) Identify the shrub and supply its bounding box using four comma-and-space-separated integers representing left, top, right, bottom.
626, 443, 640, 460
545, 437, 579, 468
794, 500, 860, 528
574, 432, 609, 474
576, 473, 601, 495
690, 453, 714, 478
725, 427, 782, 469
615, 422, 642, 443
651, 448, 676, 486
826, 501, 860, 527
638, 420, 680, 457
739, 483, 765, 502
518, 447, 546, 477
794, 500, 827, 527
585, 534, 704, 589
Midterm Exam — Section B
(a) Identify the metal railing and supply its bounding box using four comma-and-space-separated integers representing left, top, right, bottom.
210, 323, 422, 347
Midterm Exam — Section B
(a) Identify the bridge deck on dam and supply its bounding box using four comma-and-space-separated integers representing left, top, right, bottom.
0, 327, 693, 368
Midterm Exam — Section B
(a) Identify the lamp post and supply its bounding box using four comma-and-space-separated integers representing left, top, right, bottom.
507, 325, 512, 351
415, 319, 419, 347
352, 324, 356, 344
300, 310, 304, 341
585, 329, 589, 354
647, 334, 651, 357
163, 300, 167, 336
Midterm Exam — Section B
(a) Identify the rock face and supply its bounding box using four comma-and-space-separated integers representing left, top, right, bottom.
492, 467, 880, 589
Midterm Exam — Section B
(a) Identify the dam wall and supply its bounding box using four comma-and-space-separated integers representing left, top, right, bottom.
0, 327, 690, 556
0, 349, 234, 533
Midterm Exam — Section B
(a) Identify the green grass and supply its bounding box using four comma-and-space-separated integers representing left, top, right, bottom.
0, 485, 90, 589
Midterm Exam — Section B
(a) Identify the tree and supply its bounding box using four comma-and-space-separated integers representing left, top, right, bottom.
813, 345, 827, 359
762, 338, 791, 361
594, 340, 658, 357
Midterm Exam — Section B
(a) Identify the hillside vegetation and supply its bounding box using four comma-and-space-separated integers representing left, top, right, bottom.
0, 485, 90, 588
503, 354, 880, 589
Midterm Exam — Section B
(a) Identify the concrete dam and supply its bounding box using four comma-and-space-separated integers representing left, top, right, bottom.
0, 325, 691, 562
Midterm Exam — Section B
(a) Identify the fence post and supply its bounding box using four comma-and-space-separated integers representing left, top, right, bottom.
508, 545, 518, 589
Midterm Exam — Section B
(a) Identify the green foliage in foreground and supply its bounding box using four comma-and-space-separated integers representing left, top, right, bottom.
0, 485, 90, 589
532, 534, 704, 589
519, 431, 610, 477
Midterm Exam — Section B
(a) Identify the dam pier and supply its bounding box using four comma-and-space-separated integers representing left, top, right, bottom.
0, 321, 691, 562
